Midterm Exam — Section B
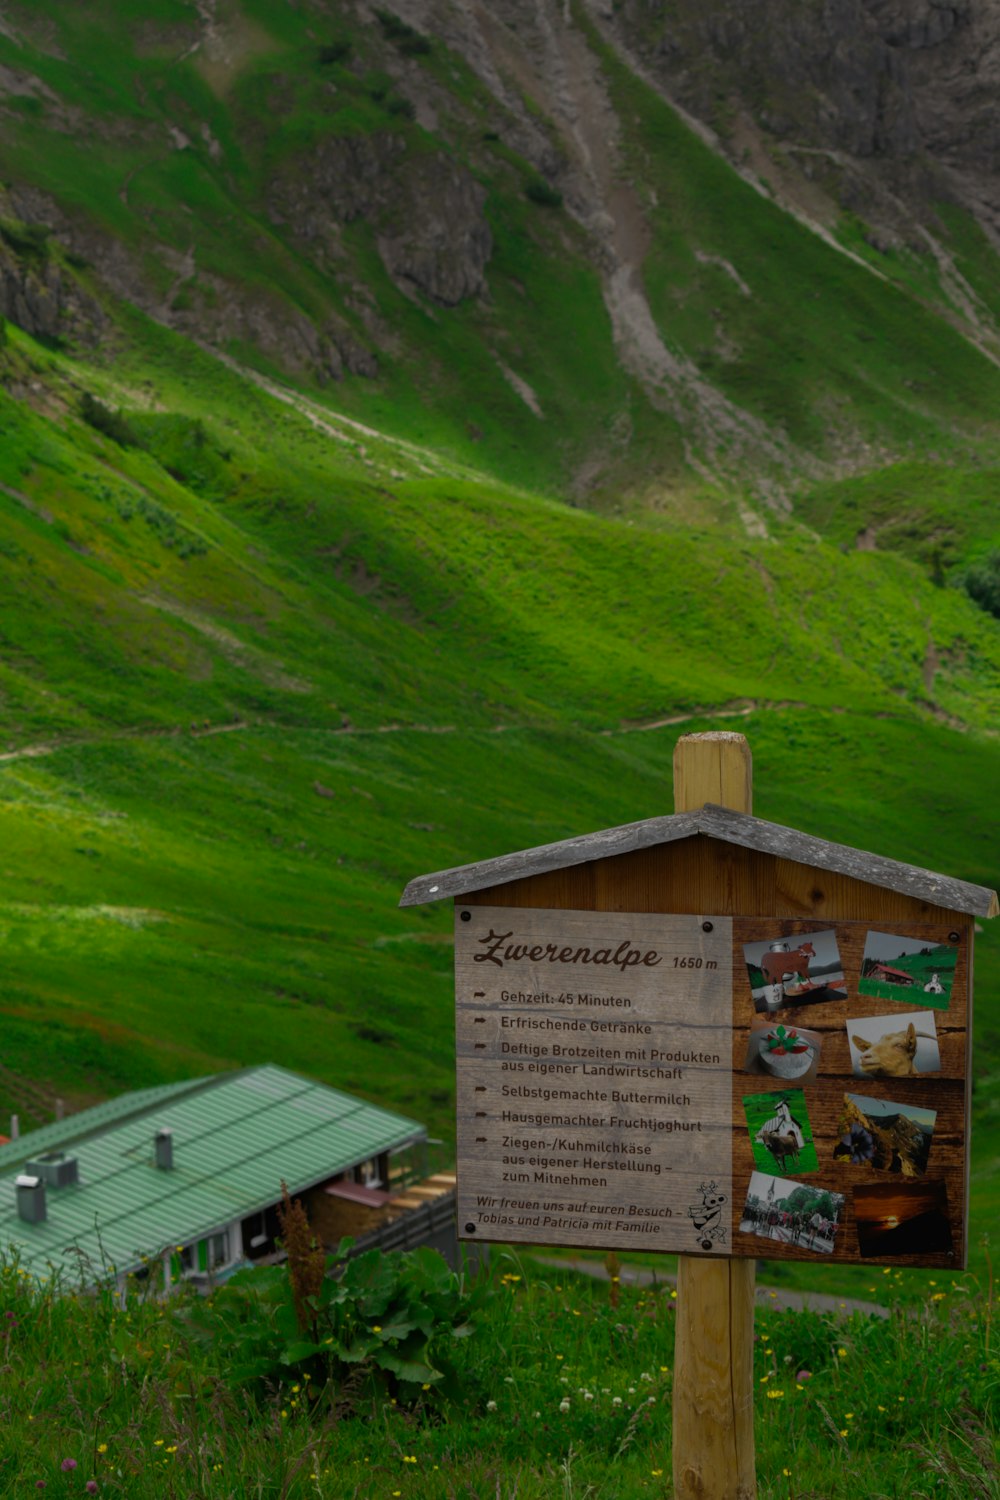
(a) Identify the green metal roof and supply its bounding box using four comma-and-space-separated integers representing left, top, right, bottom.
0, 1065, 424, 1283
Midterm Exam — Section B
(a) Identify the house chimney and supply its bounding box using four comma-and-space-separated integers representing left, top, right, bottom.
154, 1128, 173, 1170
16, 1175, 46, 1224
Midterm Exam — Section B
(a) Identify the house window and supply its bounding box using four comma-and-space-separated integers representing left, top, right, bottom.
353, 1157, 386, 1188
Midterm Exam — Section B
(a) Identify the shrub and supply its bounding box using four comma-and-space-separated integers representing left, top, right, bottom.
387, 94, 416, 119
187, 1231, 493, 1407
79, 391, 143, 448
318, 39, 352, 65
375, 8, 431, 55
525, 177, 563, 208
959, 550, 1000, 620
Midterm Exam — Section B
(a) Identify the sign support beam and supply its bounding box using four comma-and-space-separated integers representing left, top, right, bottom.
672, 731, 756, 1500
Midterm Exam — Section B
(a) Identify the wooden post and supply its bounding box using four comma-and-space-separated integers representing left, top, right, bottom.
672, 732, 756, 1500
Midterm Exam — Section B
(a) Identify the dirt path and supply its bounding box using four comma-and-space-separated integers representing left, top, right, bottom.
0, 697, 946, 765
534, 1254, 889, 1319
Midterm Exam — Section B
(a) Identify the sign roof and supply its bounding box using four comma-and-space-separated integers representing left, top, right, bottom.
400, 803, 998, 918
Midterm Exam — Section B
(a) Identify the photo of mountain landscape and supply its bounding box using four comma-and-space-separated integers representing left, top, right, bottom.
834, 1091, 936, 1176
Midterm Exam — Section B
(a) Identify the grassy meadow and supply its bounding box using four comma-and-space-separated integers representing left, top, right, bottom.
1, 1245, 997, 1500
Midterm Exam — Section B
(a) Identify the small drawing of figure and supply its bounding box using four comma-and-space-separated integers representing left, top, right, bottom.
923, 971, 945, 995
687, 1181, 728, 1250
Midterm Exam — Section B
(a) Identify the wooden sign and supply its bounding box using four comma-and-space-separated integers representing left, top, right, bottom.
456, 907, 734, 1253
455, 905, 970, 1267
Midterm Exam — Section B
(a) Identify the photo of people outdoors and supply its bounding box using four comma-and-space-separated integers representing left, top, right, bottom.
740, 1171, 844, 1254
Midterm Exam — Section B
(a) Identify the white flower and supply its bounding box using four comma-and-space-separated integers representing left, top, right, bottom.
584, 1392, 594, 1401
612, 1397, 622, 1406
559, 1399, 571, 1413
504, 1375, 515, 1383
640, 1372, 652, 1381
486, 1400, 498, 1411
628, 1386, 636, 1394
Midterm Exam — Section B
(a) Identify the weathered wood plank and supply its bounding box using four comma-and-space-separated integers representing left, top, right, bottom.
400, 804, 998, 917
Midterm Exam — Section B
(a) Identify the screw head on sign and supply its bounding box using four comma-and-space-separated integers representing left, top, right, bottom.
702, 921, 714, 932
461, 911, 472, 922
465, 1222, 477, 1234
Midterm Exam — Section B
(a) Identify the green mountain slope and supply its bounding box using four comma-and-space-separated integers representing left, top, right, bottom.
0, 310, 997, 1148
4, 0, 1000, 522
0, 1, 998, 1302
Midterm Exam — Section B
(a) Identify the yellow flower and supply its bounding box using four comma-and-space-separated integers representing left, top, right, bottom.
932, 1292, 946, 1302
839, 1429, 848, 1437
878, 1405, 886, 1412
844, 1413, 853, 1420
154, 1440, 164, 1448
372, 1325, 382, 1333
837, 1347, 847, 1358
766, 1389, 784, 1400
97, 1444, 108, 1455
782, 1470, 792, 1478
651, 1470, 663, 1477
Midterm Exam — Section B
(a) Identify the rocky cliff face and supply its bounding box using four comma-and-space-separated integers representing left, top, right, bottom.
597, 0, 1000, 250
269, 133, 492, 307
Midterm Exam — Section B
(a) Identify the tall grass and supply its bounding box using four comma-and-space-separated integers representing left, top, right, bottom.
0, 1247, 996, 1498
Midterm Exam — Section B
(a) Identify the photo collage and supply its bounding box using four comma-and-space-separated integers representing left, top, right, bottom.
737, 924, 962, 1261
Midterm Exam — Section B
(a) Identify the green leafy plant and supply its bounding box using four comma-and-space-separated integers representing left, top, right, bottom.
764, 1024, 808, 1056
187, 1237, 493, 1407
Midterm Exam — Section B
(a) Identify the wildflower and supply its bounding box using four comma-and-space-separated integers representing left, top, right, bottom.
796, 1370, 811, 1382
651, 1470, 663, 1477
877, 1405, 886, 1412
839, 1428, 848, 1437
372, 1325, 382, 1334
486, 1401, 497, 1411
612, 1397, 622, 1406
61, 1460, 78, 1472
97, 1444, 108, 1455
837, 1348, 847, 1359
932, 1293, 946, 1302
86, 1486, 98, 1496
559, 1400, 570, 1413
844, 1413, 854, 1420
836, 1123, 875, 1164
766, 1389, 784, 1400
403, 1456, 417, 1464
783, 1470, 792, 1478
